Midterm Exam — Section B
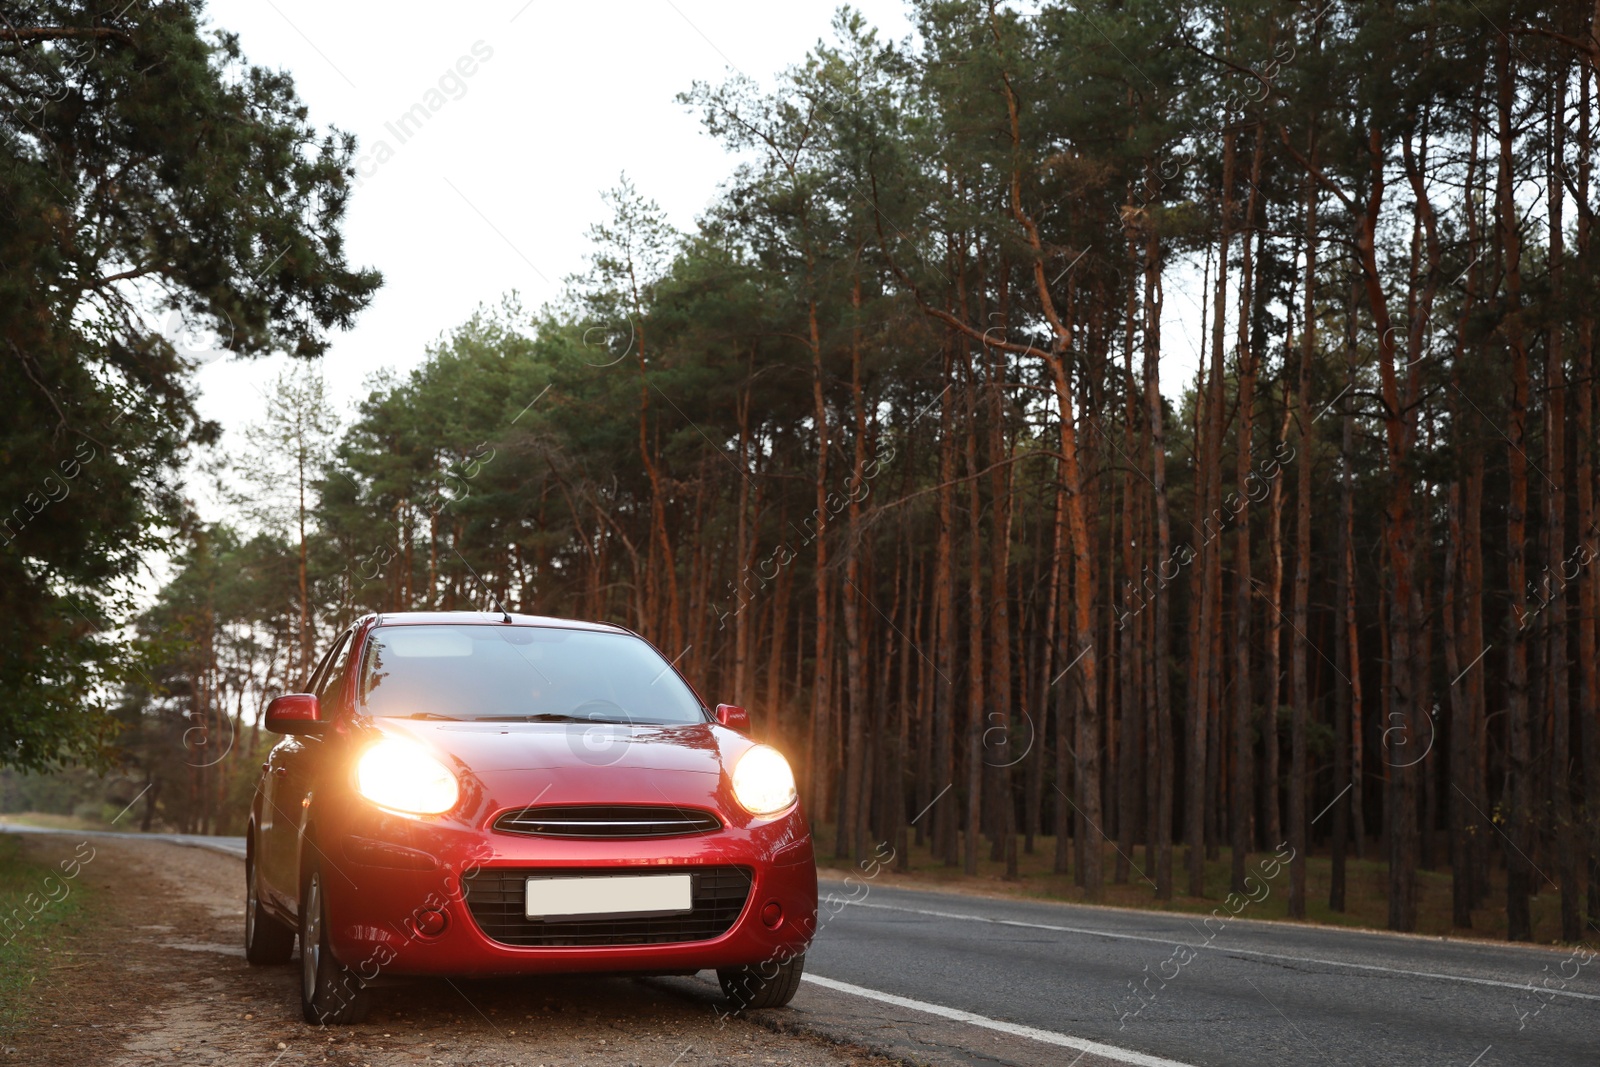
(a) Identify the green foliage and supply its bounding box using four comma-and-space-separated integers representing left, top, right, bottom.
0, 0, 379, 770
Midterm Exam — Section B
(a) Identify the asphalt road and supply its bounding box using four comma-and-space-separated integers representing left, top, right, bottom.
0, 820, 246, 858
7, 824, 1593, 1066
803, 874, 1600, 1067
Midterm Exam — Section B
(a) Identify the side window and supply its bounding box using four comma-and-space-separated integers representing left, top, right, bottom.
312, 631, 353, 711
356, 634, 380, 707
304, 632, 345, 694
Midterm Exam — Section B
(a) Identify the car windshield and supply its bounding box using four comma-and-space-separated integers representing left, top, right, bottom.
358, 624, 706, 725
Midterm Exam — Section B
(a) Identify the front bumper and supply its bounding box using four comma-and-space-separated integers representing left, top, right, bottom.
316, 795, 817, 979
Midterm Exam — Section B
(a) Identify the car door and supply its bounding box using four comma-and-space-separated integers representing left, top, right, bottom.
261, 630, 350, 911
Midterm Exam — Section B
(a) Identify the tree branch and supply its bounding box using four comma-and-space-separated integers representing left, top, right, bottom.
0, 26, 132, 44
1278, 125, 1356, 210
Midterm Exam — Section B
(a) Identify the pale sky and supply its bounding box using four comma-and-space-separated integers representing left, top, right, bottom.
190, 0, 918, 445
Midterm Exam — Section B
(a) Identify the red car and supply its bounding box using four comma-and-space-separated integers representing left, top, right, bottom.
245, 611, 816, 1024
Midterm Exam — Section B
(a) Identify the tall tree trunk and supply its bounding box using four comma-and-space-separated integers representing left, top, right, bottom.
1345, 342, 1368, 860
1497, 37, 1534, 942
913, 555, 932, 851
910, 554, 930, 868
297, 444, 311, 677
985, 298, 1019, 879
935, 343, 960, 867
1444, 478, 1472, 928
1331, 361, 1355, 909
962, 339, 986, 877
986, 20, 1102, 894
892, 549, 912, 868
1448, 92, 1488, 916
1138, 215, 1173, 897
732, 386, 753, 704
1206, 550, 1223, 865
1231, 125, 1265, 893
838, 271, 869, 861
1263, 402, 1288, 855
807, 295, 834, 827
1026, 537, 1045, 855
1060, 343, 1102, 899
634, 315, 682, 655
1465, 455, 1491, 908
1289, 149, 1317, 920
765, 554, 792, 745
1356, 120, 1428, 931
1116, 217, 1143, 886
1186, 349, 1207, 896
1574, 62, 1600, 932
1544, 69, 1579, 942
793, 611, 807, 774
1048, 428, 1072, 876
1192, 126, 1236, 896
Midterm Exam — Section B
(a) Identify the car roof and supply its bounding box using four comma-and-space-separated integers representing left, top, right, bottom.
370, 611, 631, 635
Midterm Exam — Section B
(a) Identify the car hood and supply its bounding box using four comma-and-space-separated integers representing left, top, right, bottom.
367, 718, 739, 777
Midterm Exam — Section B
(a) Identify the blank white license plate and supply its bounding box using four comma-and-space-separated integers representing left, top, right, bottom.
525, 873, 693, 920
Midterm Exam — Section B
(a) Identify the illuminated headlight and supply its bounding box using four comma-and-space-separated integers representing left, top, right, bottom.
356, 739, 459, 815
730, 745, 797, 816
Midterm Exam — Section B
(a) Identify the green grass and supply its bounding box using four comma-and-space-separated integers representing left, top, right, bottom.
816, 828, 1600, 949
0, 833, 95, 1037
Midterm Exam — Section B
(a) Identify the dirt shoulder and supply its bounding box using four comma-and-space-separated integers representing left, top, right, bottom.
0, 832, 891, 1067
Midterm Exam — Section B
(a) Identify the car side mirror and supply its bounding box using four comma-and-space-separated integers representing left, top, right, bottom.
265, 693, 322, 734
715, 703, 750, 734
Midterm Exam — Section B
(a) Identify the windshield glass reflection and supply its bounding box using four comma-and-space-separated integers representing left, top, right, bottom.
359, 625, 705, 725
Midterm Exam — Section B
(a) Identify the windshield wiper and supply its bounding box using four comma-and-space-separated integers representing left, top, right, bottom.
474, 713, 641, 725
401, 712, 463, 720
475, 713, 585, 723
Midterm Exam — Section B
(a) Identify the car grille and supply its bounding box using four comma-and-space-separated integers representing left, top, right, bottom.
462, 866, 753, 947
492, 804, 722, 839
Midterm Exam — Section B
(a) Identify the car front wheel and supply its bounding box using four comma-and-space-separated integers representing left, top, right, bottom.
299, 862, 371, 1025
244, 852, 295, 965
717, 952, 805, 1010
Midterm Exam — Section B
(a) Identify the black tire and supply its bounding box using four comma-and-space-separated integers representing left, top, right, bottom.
717, 952, 805, 1010
299, 861, 372, 1025
244, 850, 295, 965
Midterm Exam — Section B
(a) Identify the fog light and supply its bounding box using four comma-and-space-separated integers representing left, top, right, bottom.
413, 907, 448, 937
761, 901, 783, 928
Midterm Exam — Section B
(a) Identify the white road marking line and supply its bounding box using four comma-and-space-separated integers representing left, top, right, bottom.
802, 974, 1199, 1067
837, 900, 1600, 1003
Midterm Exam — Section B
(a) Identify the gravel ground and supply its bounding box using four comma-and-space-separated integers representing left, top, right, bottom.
0, 833, 891, 1067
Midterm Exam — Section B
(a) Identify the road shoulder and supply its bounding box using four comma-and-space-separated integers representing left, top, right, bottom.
0, 831, 892, 1067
